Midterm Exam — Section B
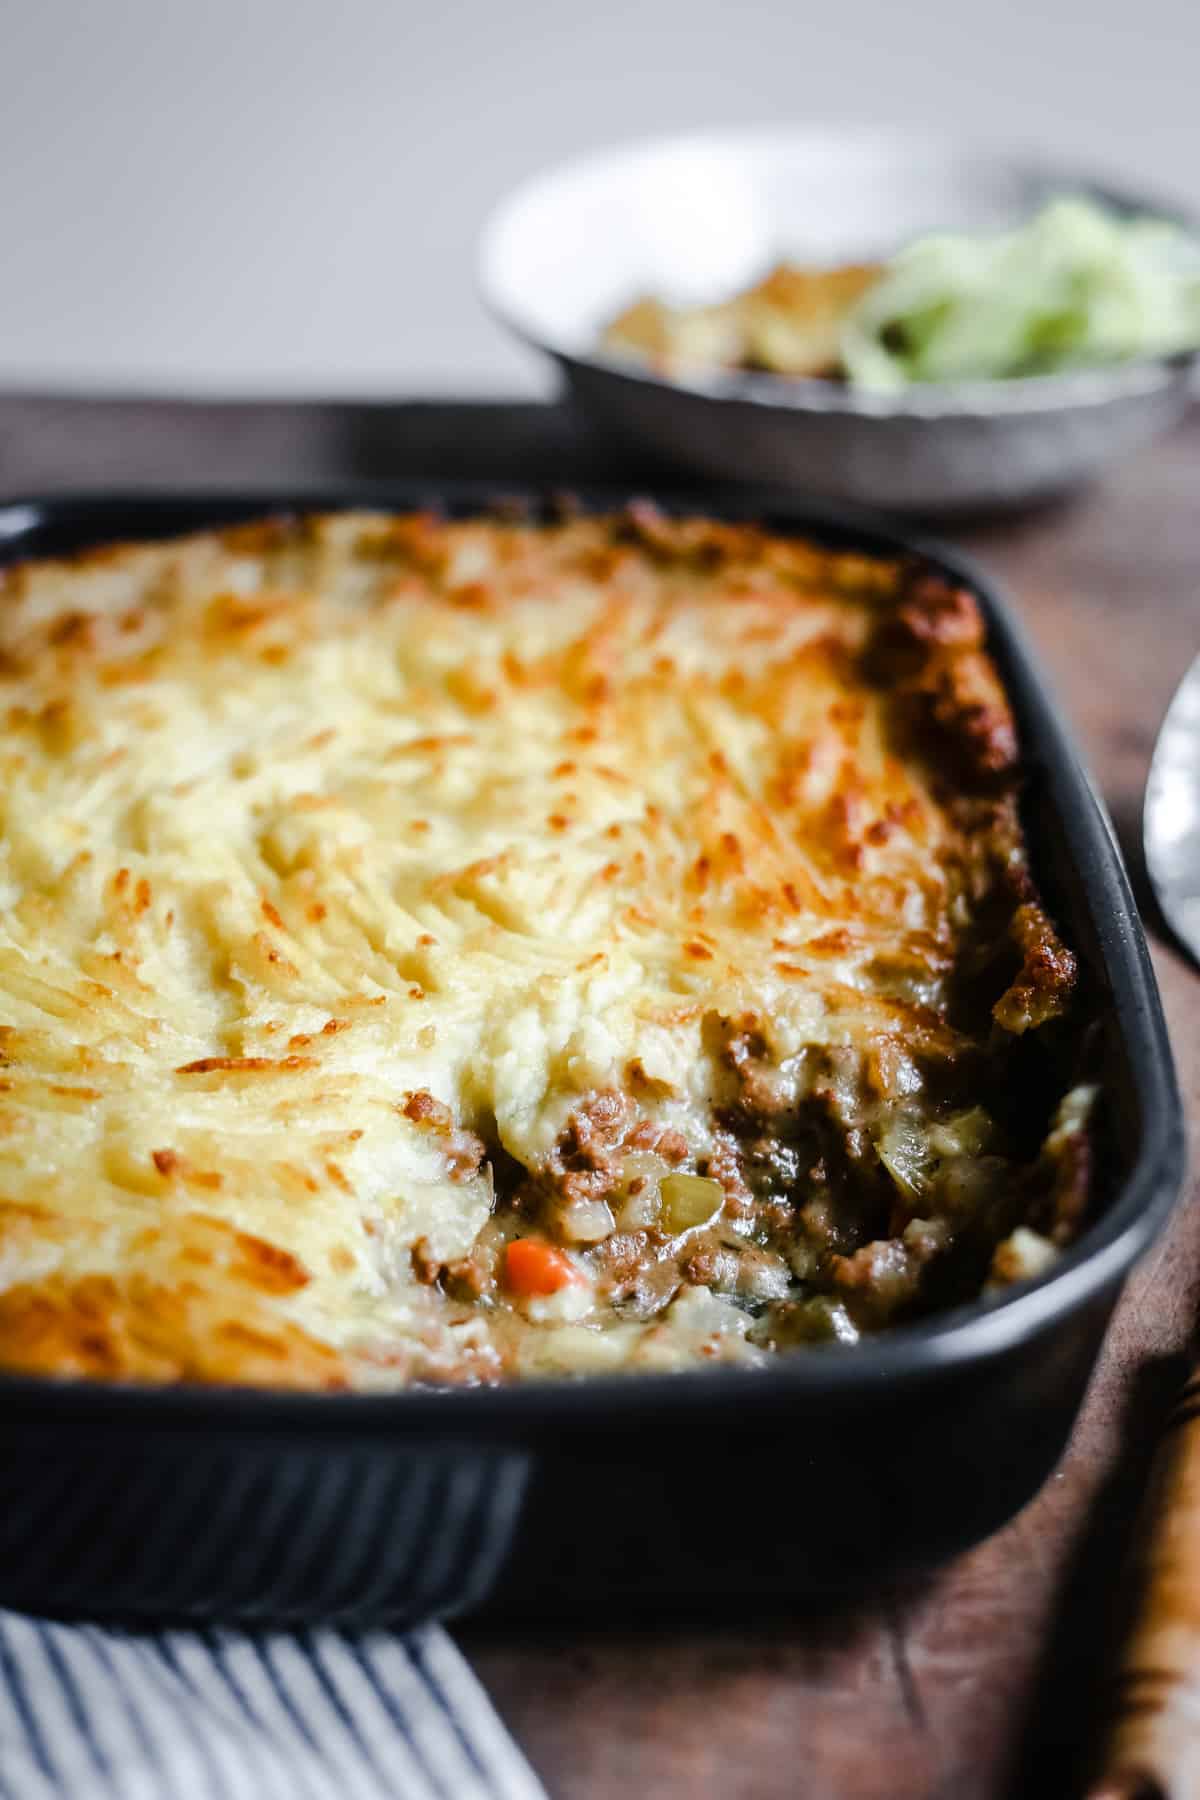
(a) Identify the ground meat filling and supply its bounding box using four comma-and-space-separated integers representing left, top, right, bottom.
411, 997, 1091, 1357
408, 1051, 1057, 1353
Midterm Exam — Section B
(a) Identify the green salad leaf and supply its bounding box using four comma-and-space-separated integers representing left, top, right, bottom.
840, 196, 1200, 389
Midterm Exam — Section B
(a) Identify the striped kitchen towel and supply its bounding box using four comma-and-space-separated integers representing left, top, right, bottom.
0, 1613, 546, 1799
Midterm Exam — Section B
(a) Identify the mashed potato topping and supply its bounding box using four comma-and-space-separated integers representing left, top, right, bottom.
0, 507, 1091, 1387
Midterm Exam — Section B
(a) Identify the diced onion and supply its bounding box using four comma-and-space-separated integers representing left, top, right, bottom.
738, 1259, 791, 1301
799, 1296, 861, 1345
614, 1152, 665, 1229
875, 1116, 933, 1200
525, 1280, 594, 1324
929, 1107, 993, 1159
660, 1173, 724, 1234
616, 1184, 661, 1230
561, 1198, 615, 1244
526, 1325, 629, 1374
987, 1227, 1060, 1290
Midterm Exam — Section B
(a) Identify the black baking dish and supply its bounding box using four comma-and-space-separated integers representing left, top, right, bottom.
0, 487, 1183, 1627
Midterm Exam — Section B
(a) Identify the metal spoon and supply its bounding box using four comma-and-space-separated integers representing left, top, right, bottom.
1145, 654, 1200, 964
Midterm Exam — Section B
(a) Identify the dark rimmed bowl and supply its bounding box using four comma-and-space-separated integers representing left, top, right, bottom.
0, 486, 1183, 1626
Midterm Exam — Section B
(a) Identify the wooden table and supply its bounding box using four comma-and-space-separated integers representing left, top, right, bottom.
3, 392, 1198, 1799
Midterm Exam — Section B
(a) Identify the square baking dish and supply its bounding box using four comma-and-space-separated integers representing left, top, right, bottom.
0, 487, 1182, 1626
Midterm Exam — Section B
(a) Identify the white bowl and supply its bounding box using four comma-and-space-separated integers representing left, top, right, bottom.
479, 126, 1198, 513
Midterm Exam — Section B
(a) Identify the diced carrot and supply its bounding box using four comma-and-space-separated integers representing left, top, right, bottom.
503, 1238, 585, 1297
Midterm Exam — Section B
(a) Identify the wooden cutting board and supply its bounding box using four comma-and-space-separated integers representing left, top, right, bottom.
3, 392, 1198, 1799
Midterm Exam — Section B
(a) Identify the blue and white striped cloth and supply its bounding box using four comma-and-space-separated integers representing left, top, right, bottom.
0, 1614, 545, 1799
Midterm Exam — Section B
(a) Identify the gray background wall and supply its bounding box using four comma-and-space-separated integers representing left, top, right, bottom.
0, 0, 1196, 396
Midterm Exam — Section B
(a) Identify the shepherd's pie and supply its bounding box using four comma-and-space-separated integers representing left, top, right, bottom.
0, 507, 1093, 1387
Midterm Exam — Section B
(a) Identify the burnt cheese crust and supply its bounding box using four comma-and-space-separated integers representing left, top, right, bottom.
0, 506, 1094, 1388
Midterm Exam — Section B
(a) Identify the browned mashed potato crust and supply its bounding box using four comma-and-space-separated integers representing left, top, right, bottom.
0, 506, 1093, 1388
